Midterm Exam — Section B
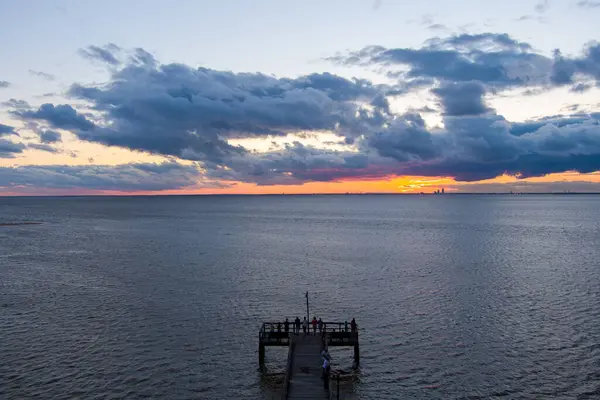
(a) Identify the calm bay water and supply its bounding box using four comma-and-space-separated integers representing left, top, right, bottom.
1, 194, 600, 399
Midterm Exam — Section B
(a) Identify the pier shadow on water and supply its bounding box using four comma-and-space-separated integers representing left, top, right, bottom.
258, 347, 288, 399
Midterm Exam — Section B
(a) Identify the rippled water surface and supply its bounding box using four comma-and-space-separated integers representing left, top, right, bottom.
2, 195, 600, 399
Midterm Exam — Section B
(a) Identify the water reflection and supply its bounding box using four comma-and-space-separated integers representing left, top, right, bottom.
1, 195, 600, 399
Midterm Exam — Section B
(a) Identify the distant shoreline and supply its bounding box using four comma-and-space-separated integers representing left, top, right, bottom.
1, 192, 600, 199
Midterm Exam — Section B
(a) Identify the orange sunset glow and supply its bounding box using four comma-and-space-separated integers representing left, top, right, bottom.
2, 172, 599, 197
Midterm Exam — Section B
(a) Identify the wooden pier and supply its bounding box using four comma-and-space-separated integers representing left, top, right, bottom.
258, 321, 359, 399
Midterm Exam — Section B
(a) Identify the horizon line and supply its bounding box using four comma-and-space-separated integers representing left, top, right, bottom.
2, 192, 600, 198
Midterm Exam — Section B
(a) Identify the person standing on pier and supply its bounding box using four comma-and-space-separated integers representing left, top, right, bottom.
311, 316, 317, 335
317, 317, 323, 333
321, 348, 331, 364
350, 318, 357, 332
294, 316, 300, 335
284, 318, 290, 335
322, 357, 331, 389
302, 317, 308, 335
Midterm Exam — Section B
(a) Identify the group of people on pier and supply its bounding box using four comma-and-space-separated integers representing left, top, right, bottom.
270, 317, 357, 336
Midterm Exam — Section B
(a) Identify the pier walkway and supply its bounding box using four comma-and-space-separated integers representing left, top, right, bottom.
258, 322, 359, 399
285, 335, 328, 399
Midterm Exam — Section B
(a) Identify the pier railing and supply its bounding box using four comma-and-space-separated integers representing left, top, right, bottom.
259, 321, 358, 334
259, 321, 359, 347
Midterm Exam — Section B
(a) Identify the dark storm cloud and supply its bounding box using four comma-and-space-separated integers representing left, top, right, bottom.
8, 41, 600, 188
209, 111, 600, 184
0, 124, 18, 137
328, 33, 547, 88
28, 70, 55, 81
38, 129, 62, 144
286, 72, 383, 101
509, 113, 600, 136
0, 81, 10, 88
204, 141, 377, 185
216, 111, 600, 185
382, 114, 600, 181
575, 43, 600, 79
550, 49, 576, 84
431, 81, 490, 116
13, 104, 96, 131
407, 153, 600, 182
367, 115, 441, 162
0, 139, 25, 158
14, 54, 387, 163
328, 33, 600, 90
550, 44, 600, 85
370, 93, 391, 114
0, 162, 220, 192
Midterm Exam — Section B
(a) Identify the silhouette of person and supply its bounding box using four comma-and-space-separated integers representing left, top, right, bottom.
323, 358, 331, 389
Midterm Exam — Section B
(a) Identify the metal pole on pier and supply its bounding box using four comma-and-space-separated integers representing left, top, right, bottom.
305, 291, 310, 321
336, 373, 340, 400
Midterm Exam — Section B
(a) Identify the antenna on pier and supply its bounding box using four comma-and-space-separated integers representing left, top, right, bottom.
305, 291, 310, 321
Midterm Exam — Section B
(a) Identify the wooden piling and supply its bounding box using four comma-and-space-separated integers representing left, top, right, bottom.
259, 343, 265, 367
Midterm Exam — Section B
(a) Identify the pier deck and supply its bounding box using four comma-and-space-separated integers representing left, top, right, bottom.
258, 321, 359, 399
285, 335, 328, 399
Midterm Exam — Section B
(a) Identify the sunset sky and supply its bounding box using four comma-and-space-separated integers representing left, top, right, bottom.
1, 0, 600, 195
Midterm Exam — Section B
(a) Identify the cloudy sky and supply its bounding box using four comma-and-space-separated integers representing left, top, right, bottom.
1, 0, 600, 195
